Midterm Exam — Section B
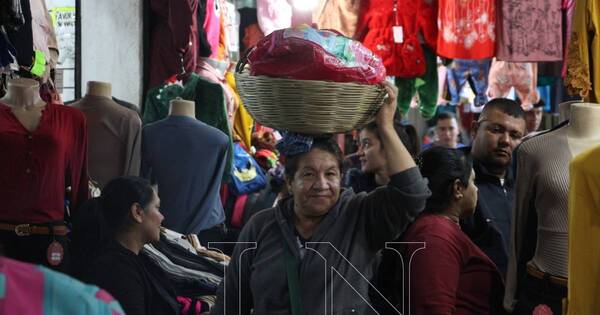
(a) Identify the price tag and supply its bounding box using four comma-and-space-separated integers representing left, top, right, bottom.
393, 26, 404, 43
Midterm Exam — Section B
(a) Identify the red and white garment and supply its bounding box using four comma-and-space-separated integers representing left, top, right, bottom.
437, 0, 495, 59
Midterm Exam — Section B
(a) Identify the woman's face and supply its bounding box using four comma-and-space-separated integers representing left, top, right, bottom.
459, 169, 478, 218
140, 191, 164, 243
288, 148, 341, 218
358, 129, 387, 174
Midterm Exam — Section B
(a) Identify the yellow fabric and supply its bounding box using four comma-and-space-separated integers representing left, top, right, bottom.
567, 144, 600, 315
226, 72, 253, 149
565, 0, 599, 102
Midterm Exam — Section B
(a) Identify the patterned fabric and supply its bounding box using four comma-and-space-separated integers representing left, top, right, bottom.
565, 0, 599, 102
496, 0, 563, 62
487, 60, 539, 110
0, 257, 124, 315
276, 132, 313, 157
437, 0, 495, 59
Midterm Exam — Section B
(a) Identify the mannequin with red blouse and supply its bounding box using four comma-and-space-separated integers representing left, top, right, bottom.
0, 78, 89, 272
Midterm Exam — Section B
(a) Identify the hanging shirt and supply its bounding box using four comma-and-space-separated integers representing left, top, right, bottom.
496, 0, 563, 62
70, 95, 142, 189
437, 0, 495, 59
257, 0, 292, 36
356, 0, 438, 78
0, 102, 89, 223
141, 115, 229, 234
148, 0, 198, 89
204, 0, 222, 59
196, 58, 236, 123
313, 0, 361, 38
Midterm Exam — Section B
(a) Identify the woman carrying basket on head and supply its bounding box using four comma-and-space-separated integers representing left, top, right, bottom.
211, 82, 431, 314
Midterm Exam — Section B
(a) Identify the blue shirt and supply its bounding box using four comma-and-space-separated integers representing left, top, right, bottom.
142, 115, 229, 233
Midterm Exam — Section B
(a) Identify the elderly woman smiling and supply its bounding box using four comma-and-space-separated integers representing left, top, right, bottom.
212, 83, 431, 314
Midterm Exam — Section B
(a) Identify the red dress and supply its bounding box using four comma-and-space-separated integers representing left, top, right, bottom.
437, 0, 496, 59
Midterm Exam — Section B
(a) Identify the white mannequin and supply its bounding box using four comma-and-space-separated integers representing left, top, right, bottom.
504, 102, 600, 311
567, 103, 600, 156
0, 78, 45, 133
168, 98, 195, 118
557, 100, 581, 123
86, 81, 112, 98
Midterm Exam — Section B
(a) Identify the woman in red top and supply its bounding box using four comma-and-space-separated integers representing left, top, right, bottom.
403, 147, 504, 314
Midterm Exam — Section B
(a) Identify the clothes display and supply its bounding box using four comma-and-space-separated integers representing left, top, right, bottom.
257, 0, 292, 36
567, 144, 600, 315
355, 0, 438, 78
394, 45, 438, 119
313, 0, 361, 38
142, 115, 229, 234
402, 214, 504, 314
2, 3, 599, 315
446, 59, 491, 107
212, 168, 430, 314
0, 257, 125, 315
195, 58, 236, 123
148, 0, 198, 90
204, 0, 222, 59
226, 71, 253, 149
71, 95, 142, 188
437, 0, 495, 59
0, 101, 88, 223
496, 0, 563, 62
565, 0, 599, 102
487, 60, 539, 110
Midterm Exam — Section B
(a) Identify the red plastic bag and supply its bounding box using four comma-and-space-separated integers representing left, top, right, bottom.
247, 25, 386, 85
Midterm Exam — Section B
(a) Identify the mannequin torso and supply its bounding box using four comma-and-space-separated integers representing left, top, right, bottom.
0, 78, 46, 133
566, 103, 600, 156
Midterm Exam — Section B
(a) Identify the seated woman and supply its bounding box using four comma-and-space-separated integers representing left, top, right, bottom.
402, 147, 504, 314
71, 176, 180, 315
211, 83, 431, 314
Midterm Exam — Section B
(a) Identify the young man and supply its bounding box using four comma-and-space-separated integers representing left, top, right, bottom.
423, 112, 465, 150
524, 99, 544, 135
461, 98, 526, 276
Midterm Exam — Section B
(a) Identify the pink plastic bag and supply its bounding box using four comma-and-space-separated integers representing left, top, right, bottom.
247, 25, 386, 85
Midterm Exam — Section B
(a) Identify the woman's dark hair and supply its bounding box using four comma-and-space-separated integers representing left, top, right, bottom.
284, 137, 344, 180
71, 176, 154, 276
362, 116, 420, 158
418, 146, 473, 213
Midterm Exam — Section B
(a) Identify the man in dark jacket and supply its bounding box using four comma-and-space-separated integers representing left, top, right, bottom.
462, 98, 526, 276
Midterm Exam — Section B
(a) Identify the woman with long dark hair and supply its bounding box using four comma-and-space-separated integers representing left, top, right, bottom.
71, 176, 180, 315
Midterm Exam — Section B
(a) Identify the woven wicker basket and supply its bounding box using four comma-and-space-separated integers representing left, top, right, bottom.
234, 62, 387, 135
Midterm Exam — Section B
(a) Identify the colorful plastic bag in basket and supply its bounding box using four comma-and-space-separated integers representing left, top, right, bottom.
247, 25, 386, 85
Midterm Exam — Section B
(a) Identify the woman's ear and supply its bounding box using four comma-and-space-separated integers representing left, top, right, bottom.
452, 178, 464, 199
130, 202, 144, 224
